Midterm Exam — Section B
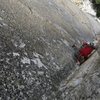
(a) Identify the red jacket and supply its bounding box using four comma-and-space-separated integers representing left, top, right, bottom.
79, 44, 94, 57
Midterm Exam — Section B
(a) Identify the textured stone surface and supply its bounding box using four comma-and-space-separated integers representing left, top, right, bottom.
0, 0, 100, 100
59, 51, 100, 100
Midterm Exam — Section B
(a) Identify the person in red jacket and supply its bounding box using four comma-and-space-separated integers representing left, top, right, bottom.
72, 41, 95, 65
78, 41, 95, 64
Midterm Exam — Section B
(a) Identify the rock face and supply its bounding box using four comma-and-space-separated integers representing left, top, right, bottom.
59, 51, 100, 100
58, 38, 100, 100
0, 0, 100, 100
72, 0, 83, 5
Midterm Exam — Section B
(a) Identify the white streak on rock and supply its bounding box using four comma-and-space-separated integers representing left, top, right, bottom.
21, 57, 30, 64
13, 52, 20, 56
32, 58, 44, 68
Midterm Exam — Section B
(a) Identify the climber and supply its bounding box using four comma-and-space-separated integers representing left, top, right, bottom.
72, 41, 96, 65
78, 41, 96, 64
